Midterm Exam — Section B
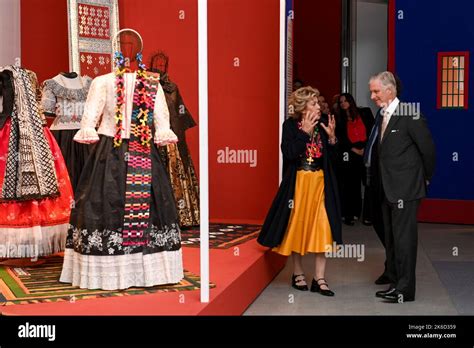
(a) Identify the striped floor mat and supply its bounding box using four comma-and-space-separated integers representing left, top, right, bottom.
0, 255, 214, 306
181, 223, 261, 248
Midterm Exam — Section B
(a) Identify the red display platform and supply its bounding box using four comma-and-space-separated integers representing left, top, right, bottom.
0, 239, 286, 316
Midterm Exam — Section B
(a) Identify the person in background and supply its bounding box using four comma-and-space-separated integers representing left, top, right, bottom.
335, 93, 374, 225
258, 86, 341, 297
317, 95, 331, 115
331, 94, 341, 116
293, 78, 303, 91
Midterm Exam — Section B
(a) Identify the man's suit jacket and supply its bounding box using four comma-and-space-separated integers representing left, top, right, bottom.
378, 104, 436, 203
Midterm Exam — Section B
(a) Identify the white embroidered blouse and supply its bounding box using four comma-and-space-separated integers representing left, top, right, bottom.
73, 72, 177, 145
41, 74, 92, 130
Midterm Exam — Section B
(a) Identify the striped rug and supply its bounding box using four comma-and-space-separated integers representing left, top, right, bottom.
181, 223, 262, 248
0, 255, 214, 306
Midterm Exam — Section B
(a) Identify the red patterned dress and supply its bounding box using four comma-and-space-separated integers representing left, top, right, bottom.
0, 67, 73, 258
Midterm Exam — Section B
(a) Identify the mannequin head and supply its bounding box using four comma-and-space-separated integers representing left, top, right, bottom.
114, 29, 143, 68
150, 51, 169, 75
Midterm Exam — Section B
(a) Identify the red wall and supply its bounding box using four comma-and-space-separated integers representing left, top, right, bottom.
293, 0, 341, 101
20, 0, 281, 223
119, 0, 200, 179
388, 0, 395, 72
21, 0, 69, 84
208, 0, 280, 222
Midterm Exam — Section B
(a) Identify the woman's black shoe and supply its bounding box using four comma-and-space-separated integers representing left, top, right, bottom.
311, 278, 335, 296
291, 274, 309, 291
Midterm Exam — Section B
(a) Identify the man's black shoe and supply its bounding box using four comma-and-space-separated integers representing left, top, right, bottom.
375, 287, 396, 298
382, 289, 415, 302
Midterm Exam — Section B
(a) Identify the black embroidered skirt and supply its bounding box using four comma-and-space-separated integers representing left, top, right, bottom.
60, 135, 183, 290
51, 129, 91, 192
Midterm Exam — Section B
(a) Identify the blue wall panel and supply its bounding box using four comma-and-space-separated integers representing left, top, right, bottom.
395, 0, 474, 200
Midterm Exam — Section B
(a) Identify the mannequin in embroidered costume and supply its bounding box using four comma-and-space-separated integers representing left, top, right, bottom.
60, 29, 184, 290
41, 72, 93, 191
150, 51, 200, 228
0, 66, 73, 261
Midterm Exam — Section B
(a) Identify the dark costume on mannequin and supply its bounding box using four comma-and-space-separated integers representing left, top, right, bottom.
150, 52, 200, 227
60, 36, 183, 290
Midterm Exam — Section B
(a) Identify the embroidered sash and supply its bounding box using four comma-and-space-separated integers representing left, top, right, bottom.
122, 72, 160, 246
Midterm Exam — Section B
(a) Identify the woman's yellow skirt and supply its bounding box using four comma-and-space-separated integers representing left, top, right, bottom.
272, 169, 333, 256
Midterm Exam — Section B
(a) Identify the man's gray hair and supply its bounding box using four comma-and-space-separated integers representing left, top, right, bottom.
370, 71, 397, 96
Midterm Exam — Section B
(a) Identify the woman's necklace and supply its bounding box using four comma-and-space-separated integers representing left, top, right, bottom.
306, 127, 323, 162
298, 121, 323, 163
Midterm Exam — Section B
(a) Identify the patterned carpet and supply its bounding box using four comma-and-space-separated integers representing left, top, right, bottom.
0, 255, 215, 306
180, 223, 262, 248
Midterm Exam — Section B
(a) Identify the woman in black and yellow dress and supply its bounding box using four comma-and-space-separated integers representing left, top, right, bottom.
258, 86, 342, 296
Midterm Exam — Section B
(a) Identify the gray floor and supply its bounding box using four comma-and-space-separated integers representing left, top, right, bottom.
244, 222, 474, 315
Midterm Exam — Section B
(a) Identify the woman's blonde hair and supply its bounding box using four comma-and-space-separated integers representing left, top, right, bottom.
288, 86, 320, 119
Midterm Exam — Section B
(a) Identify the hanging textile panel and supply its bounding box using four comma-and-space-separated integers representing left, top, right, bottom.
67, 0, 119, 77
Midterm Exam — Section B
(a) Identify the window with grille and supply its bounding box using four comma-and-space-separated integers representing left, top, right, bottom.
437, 52, 469, 109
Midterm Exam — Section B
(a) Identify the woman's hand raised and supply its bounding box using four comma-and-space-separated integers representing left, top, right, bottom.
301, 111, 318, 135
320, 114, 336, 138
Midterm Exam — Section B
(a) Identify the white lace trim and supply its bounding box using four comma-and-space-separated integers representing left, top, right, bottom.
154, 128, 178, 146
59, 248, 184, 290
0, 223, 67, 257
73, 127, 100, 144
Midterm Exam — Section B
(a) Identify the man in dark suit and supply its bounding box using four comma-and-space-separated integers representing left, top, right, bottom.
366, 71, 436, 303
